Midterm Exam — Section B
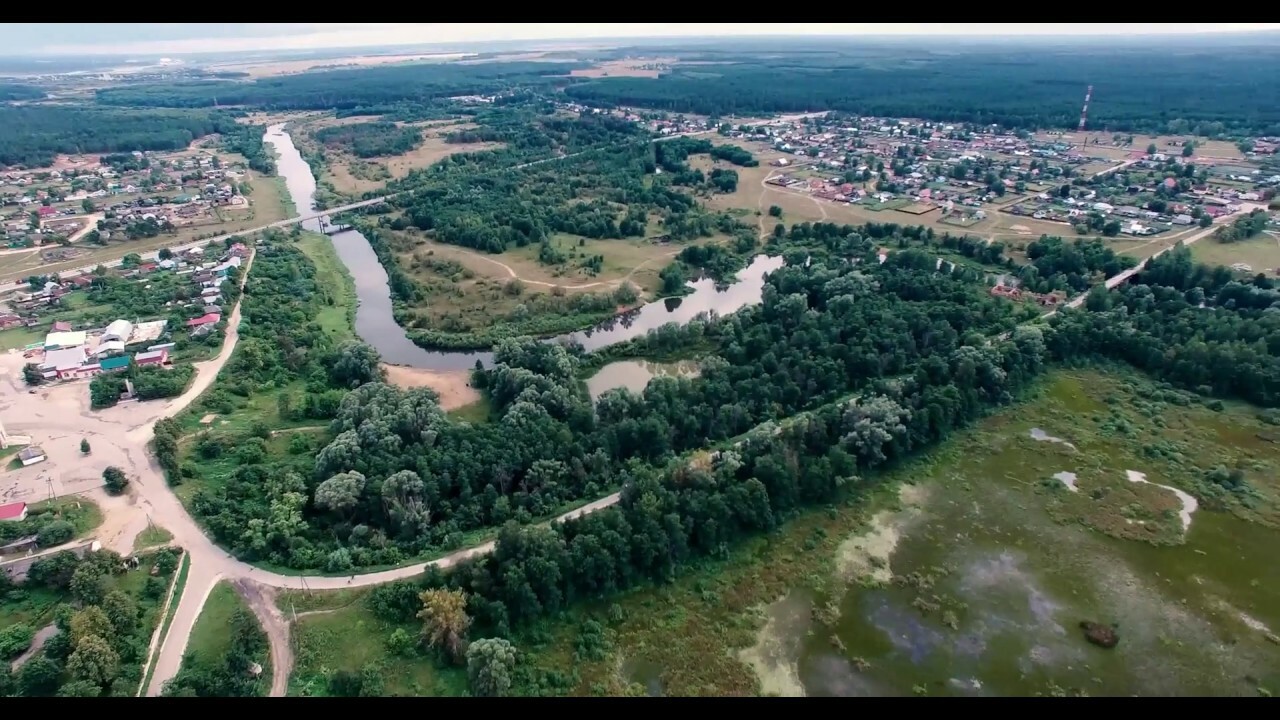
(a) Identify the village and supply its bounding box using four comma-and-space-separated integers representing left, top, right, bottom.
0, 143, 272, 278
0, 239, 248, 395
577, 106, 1277, 249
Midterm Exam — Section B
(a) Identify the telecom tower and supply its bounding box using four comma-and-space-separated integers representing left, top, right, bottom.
1078, 85, 1093, 133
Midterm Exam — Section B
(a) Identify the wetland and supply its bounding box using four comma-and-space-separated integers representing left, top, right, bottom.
517, 369, 1280, 697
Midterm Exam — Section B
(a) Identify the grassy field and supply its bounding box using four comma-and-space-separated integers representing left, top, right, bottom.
387, 226, 712, 343
134, 524, 173, 549
502, 368, 1280, 697
0, 172, 290, 283
296, 231, 357, 342
281, 587, 468, 697
1191, 233, 1280, 275
297, 117, 504, 198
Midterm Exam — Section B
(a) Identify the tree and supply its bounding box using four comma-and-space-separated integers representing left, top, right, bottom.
1181, 141, 1195, 158
18, 654, 61, 696
102, 466, 129, 494
69, 606, 112, 646
57, 679, 102, 697
154, 548, 179, 575
80, 438, 91, 454
67, 634, 120, 686
102, 590, 138, 635
27, 549, 80, 587
20, 360, 48, 387
416, 588, 472, 663
37, 520, 75, 547
70, 564, 108, 605
81, 198, 95, 213
158, 247, 174, 260
1146, 143, 1158, 156
314, 471, 366, 515
329, 341, 383, 388
768, 205, 782, 217
1198, 214, 1212, 228
466, 638, 516, 697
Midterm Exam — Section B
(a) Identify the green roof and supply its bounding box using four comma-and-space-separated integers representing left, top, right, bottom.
99, 356, 129, 371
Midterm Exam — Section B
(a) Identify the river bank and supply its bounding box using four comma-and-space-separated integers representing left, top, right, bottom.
261, 124, 784, 377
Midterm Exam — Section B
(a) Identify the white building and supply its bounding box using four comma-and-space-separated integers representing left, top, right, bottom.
102, 319, 134, 343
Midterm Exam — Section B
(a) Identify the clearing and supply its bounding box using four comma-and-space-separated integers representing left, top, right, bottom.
278, 587, 467, 697
380, 364, 479, 411
568, 58, 676, 79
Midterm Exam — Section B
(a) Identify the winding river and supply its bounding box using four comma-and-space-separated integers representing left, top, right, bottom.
262, 124, 782, 371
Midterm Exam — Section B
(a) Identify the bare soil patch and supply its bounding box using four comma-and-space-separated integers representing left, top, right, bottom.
212, 53, 471, 79
381, 364, 480, 411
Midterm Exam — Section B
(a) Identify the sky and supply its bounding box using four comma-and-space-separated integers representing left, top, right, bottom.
4, 23, 1279, 57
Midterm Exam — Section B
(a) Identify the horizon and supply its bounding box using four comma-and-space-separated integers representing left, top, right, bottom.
1, 23, 1278, 58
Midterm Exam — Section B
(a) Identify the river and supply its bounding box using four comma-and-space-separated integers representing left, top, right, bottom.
262, 124, 783, 371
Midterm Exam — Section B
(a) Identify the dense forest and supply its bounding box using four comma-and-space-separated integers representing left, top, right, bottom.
92, 62, 583, 110
0, 83, 45, 101
0, 106, 239, 168
564, 47, 1280, 136
313, 121, 423, 158
185, 231, 1038, 571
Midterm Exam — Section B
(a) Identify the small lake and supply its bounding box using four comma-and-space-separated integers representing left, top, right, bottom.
585, 359, 701, 401
262, 125, 783, 371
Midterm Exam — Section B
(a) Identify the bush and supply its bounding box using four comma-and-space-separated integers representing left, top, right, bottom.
102, 466, 129, 495
37, 520, 75, 548
0, 623, 34, 659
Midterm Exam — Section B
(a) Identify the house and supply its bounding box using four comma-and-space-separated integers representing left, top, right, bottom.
52, 320, 72, 332
17, 446, 46, 467
185, 313, 220, 329
213, 256, 242, 276
135, 349, 169, 367
1172, 214, 1194, 226
102, 319, 134, 343
40, 346, 87, 376
98, 356, 130, 373
0, 501, 28, 522
200, 287, 220, 299
0, 313, 23, 330
201, 305, 221, 315
36, 206, 55, 218
44, 330, 86, 350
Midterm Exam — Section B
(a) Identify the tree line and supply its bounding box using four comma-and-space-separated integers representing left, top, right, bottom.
563, 47, 1280, 136
0, 106, 240, 168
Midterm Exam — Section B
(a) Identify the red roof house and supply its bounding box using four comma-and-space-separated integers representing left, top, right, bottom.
0, 501, 27, 522
36, 206, 56, 218
185, 313, 221, 329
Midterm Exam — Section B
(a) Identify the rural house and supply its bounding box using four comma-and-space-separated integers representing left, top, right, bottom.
0, 502, 28, 522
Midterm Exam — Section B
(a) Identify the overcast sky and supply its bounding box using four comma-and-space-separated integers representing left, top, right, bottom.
4, 23, 1279, 56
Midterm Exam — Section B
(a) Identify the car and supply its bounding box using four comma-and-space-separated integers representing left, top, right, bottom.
28, 389, 37, 394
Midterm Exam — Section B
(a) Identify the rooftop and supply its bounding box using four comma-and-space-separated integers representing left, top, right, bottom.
0, 501, 26, 520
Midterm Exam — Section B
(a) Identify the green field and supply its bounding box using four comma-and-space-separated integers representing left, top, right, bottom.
1191, 233, 1280, 275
